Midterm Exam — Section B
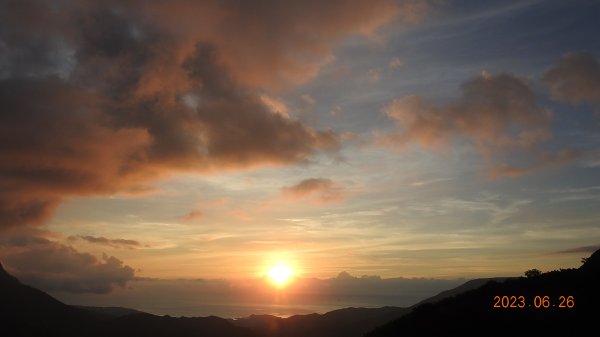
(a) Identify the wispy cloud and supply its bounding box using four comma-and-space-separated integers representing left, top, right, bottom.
547, 185, 600, 203
554, 245, 600, 254
68, 235, 142, 249
178, 210, 205, 223
282, 178, 345, 204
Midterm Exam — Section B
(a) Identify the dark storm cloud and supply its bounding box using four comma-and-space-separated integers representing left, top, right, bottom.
0, 235, 135, 293
544, 51, 600, 106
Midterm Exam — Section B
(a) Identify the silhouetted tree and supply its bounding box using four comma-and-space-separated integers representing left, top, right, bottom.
524, 269, 541, 278
581, 257, 588, 264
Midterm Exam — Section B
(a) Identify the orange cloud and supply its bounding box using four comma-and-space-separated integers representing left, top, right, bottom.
0, 79, 152, 229
381, 72, 575, 176
2, 0, 421, 230
383, 73, 552, 150
282, 178, 345, 204
144, 0, 420, 89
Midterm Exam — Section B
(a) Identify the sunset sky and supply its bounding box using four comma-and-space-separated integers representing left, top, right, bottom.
1, 0, 600, 313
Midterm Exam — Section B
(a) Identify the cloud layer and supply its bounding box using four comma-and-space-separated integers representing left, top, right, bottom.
67, 235, 141, 249
0, 234, 135, 293
555, 245, 600, 254
383, 73, 551, 150
382, 72, 576, 176
0, 0, 427, 230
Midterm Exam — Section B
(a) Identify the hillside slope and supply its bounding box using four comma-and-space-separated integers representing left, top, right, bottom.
0, 263, 256, 337
367, 249, 600, 336
232, 306, 409, 337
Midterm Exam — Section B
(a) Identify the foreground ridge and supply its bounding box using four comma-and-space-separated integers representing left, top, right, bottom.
366, 249, 600, 336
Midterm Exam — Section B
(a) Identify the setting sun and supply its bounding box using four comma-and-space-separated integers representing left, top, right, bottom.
267, 265, 293, 287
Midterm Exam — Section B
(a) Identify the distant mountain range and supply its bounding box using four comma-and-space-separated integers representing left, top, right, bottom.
1, 249, 598, 336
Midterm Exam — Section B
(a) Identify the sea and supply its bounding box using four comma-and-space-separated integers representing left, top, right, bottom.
51, 277, 465, 318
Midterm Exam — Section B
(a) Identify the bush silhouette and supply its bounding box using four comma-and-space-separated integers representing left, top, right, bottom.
524, 268, 542, 278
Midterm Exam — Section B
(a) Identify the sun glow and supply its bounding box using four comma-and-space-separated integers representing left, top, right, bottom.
267, 265, 293, 287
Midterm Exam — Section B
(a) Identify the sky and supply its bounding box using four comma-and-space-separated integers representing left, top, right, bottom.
1, 0, 600, 316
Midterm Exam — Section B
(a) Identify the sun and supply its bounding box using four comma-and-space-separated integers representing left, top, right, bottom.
267, 265, 293, 287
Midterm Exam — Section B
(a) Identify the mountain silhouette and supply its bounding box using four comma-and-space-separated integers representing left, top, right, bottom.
0, 262, 103, 336
103, 313, 257, 337
412, 277, 511, 307
366, 249, 600, 336
231, 275, 517, 337
2, 250, 598, 337
231, 306, 409, 337
0, 261, 406, 337
0, 262, 256, 337
74, 305, 147, 320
